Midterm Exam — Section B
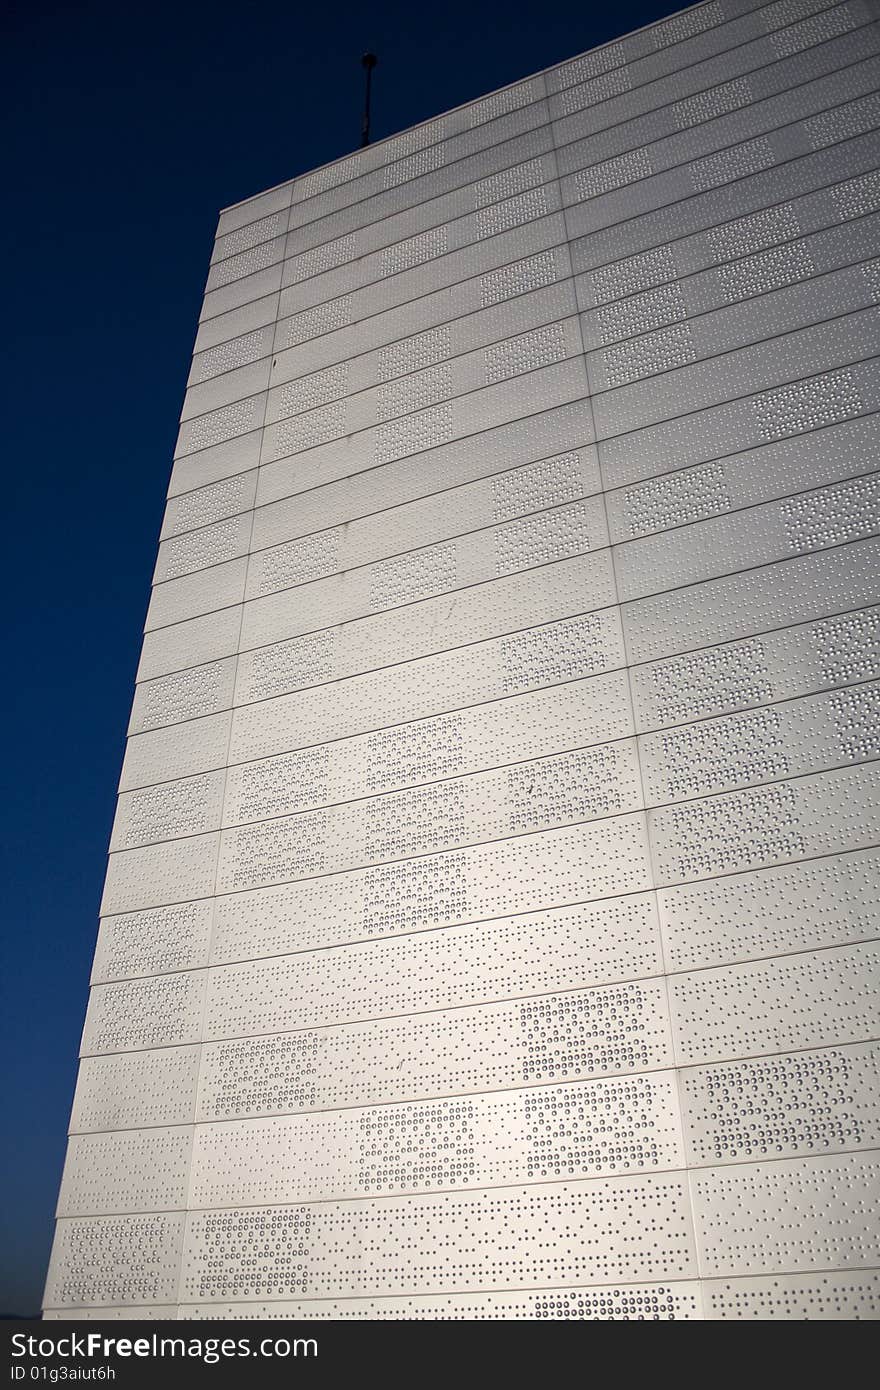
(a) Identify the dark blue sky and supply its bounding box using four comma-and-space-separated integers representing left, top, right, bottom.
1, 0, 676, 1314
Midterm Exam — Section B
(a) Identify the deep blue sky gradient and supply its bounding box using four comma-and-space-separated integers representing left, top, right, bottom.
1, 0, 678, 1314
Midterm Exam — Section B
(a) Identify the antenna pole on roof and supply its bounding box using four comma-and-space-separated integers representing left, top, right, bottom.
361, 52, 378, 147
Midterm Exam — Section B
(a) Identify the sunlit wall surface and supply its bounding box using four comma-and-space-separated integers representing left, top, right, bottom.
44, 0, 880, 1320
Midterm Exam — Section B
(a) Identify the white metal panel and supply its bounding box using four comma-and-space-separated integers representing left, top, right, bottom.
615, 473, 880, 602
605, 415, 880, 543
239, 497, 607, 651
639, 679, 880, 802
670, 942, 880, 1062
44, 1213, 186, 1308
691, 1153, 880, 1274
129, 658, 237, 735
622, 536, 880, 664
223, 672, 632, 822
215, 740, 644, 892
91, 899, 214, 983
57, 1128, 193, 1217
255, 399, 596, 535
81, 969, 207, 1056
649, 763, 880, 884
70, 1047, 201, 1132
232, 607, 626, 751
119, 711, 232, 789
100, 833, 220, 916
179, 1283, 704, 1318
680, 1040, 880, 1165
180, 1175, 697, 1301
248, 449, 598, 595
704, 1269, 880, 1319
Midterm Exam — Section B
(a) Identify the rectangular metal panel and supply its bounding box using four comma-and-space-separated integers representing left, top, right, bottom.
179, 1175, 697, 1301
44, 1214, 186, 1308
57, 1128, 193, 1217
70, 1048, 202, 1132
649, 762, 880, 883
231, 607, 626, 751
222, 672, 633, 819
679, 1040, 880, 1165
179, 1283, 705, 1318
703, 1269, 880, 1319
691, 1153, 880, 1274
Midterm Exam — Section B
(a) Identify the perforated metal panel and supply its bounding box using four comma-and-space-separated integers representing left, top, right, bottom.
45, 0, 880, 1319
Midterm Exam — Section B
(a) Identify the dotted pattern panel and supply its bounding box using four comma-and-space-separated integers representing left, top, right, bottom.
691, 1154, 880, 1276
179, 1283, 703, 1318
161, 471, 257, 541
44, 1306, 179, 1321
111, 771, 226, 851
180, 1176, 697, 1300
247, 449, 596, 599
282, 131, 556, 270
120, 712, 231, 791
91, 899, 214, 982
154, 514, 252, 583
257, 391, 593, 526
70, 1048, 201, 1133
129, 658, 237, 735
232, 607, 626, 754
145, 556, 248, 632
196, 975, 673, 1119
262, 354, 591, 477
239, 496, 606, 653
659, 848, 880, 970
650, 763, 880, 884
670, 943, 880, 1064
81, 970, 207, 1056
593, 310, 880, 441
174, 396, 263, 458
45, 1214, 185, 1307
561, 56, 880, 246
622, 537, 880, 666
137, 606, 243, 684
605, 414, 880, 544
46, 1, 880, 1317
58, 1128, 193, 1217
680, 1041, 880, 1165
639, 679, 880, 803
235, 551, 617, 700
631, 605, 880, 731
599, 358, 880, 492
704, 1269, 880, 1319
616, 473, 880, 605
100, 833, 220, 916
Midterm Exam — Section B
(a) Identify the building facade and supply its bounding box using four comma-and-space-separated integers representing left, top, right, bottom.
45, 0, 880, 1319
